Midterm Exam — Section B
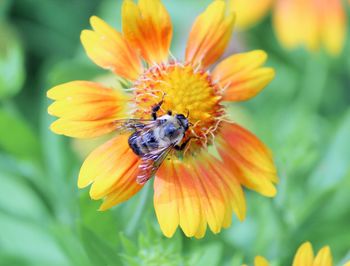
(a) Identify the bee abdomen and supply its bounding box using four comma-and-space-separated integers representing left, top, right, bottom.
128, 130, 159, 156
128, 132, 143, 156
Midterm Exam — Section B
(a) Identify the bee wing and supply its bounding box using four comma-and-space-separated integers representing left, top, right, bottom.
136, 144, 174, 184
114, 118, 157, 134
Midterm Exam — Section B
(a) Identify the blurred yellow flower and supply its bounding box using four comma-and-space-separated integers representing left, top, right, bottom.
246, 241, 350, 266
47, 0, 277, 238
230, 0, 274, 29
231, 0, 347, 56
242, 256, 270, 266
292, 242, 332, 266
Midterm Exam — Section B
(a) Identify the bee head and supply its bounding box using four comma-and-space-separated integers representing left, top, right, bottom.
175, 114, 189, 131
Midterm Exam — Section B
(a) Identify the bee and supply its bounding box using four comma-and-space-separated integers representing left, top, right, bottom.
115, 98, 192, 184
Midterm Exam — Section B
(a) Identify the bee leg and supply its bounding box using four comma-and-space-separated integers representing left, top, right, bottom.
151, 99, 164, 120
174, 138, 192, 151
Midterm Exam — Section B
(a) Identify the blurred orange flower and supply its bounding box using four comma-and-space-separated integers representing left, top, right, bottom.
231, 0, 347, 56
47, 0, 277, 238
245, 241, 350, 266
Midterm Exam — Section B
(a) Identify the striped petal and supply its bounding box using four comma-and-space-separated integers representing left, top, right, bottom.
192, 161, 229, 236
292, 242, 314, 266
154, 159, 202, 238
122, 0, 172, 64
217, 122, 278, 197
229, 0, 273, 29
212, 50, 275, 102
154, 154, 245, 238
195, 155, 246, 230
313, 246, 332, 266
78, 135, 143, 210
81, 16, 143, 80
185, 0, 235, 68
153, 160, 181, 238
47, 81, 129, 138
254, 256, 270, 266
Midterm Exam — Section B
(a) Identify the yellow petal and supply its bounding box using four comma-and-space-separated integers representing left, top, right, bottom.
89, 148, 139, 199
193, 212, 207, 239
78, 135, 132, 188
50, 118, 117, 139
185, 0, 235, 68
292, 242, 314, 266
218, 122, 278, 197
313, 246, 333, 266
155, 160, 201, 238
81, 16, 142, 80
154, 152, 244, 238
175, 163, 203, 237
229, 0, 273, 29
47, 81, 129, 139
254, 256, 270, 266
191, 158, 227, 234
206, 155, 246, 222
78, 135, 143, 209
99, 164, 142, 210
212, 50, 275, 102
122, 0, 172, 64
153, 161, 179, 238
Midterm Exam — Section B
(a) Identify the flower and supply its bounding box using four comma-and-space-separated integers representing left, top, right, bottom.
230, 0, 347, 56
229, 0, 274, 29
245, 241, 350, 266
47, 0, 277, 238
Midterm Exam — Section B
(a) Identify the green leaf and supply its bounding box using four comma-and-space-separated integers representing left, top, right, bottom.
0, 253, 31, 266
0, 0, 11, 19
309, 108, 350, 188
46, 60, 102, 87
79, 225, 122, 266
120, 233, 138, 255
0, 23, 25, 99
0, 213, 69, 265
0, 171, 48, 222
188, 242, 223, 266
51, 224, 92, 266
10, 0, 99, 58
0, 108, 40, 160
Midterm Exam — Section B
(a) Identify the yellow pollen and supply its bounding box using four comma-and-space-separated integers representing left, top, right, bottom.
132, 62, 224, 152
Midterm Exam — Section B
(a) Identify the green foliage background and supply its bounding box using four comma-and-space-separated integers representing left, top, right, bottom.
0, 0, 350, 265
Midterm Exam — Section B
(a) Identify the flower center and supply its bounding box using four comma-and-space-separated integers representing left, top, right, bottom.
132, 62, 224, 152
